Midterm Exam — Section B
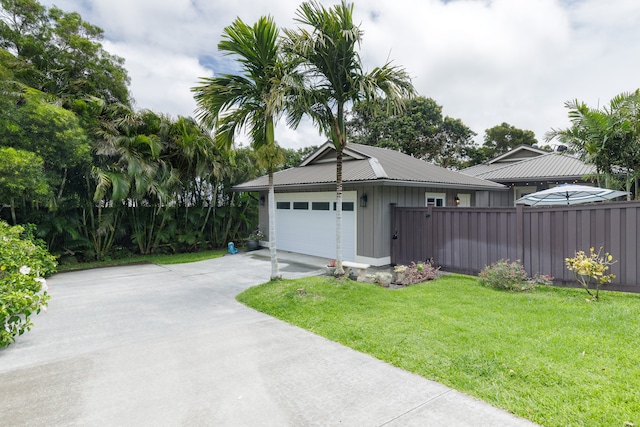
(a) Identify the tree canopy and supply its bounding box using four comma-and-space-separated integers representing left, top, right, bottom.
347, 96, 475, 169
463, 122, 539, 166
0, 0, 130, 104
0, 0, 262, 262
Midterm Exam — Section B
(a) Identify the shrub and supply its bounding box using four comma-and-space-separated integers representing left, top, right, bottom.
530, 273, 554, 286
565, 247, 616, 301
478, 259, 533, 291
394, 261, 439, 285
1, 221, 57, 347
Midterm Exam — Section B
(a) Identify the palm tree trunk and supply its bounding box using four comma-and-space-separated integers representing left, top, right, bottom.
220, 192, 237, 246
268, 169, 280, 280
335, 148, 344, 276
57, 168, 68, 202
10, 197, 17, 225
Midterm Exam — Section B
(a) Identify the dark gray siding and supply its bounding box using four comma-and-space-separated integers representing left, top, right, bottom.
391, 202, 640, 293
353, 185, 484, 260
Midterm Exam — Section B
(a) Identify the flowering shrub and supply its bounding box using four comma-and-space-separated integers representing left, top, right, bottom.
394, 261, 439, 285
566, 247, 616, 301
1, 221, 57, 347
478, 259, 533, 291
530, 273, 554, 286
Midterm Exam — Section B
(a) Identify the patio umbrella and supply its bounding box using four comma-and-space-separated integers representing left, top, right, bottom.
515, 184, 629, 206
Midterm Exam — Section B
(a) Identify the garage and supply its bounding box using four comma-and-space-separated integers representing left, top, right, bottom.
274, 191, 356, 261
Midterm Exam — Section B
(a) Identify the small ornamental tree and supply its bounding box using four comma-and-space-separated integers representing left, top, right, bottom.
0, 221, 57, 347
565, 247, 616, 301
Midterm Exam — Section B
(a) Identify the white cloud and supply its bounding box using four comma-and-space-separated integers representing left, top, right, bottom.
39, 0, 640, 149
103, 41, 212, 119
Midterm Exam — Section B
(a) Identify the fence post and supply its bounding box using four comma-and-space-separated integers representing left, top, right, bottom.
516, 204, 524, 262
427, 204, 433, 261
390, 203, 397, 265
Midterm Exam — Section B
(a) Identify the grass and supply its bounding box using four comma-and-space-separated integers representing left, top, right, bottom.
56, 248, 227, 272
237, 275, 640, 427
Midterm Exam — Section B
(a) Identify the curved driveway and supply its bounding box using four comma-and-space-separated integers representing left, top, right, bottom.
0, 252, 537, 426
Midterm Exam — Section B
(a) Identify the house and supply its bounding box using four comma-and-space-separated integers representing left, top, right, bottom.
234, 142, 505, 266
460, 145, 600, 205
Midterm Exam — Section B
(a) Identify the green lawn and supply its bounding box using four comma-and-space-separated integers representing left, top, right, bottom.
56, 248, 227, 272
237, 275, 640, 427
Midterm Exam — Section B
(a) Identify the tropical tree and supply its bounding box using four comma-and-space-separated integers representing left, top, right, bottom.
607, 90, 640, 198
546, 90, 640, 197
482, 122, 538, 158
283, 0, 414, 275
0, 85, 90, 202
347, 97, 475, 169
192, 16, 292, 280
0, 0, 130, 105
0, 146, 50, 224
281, 145, 317, 170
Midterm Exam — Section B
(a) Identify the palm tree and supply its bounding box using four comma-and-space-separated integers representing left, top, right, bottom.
192, 16, 291, 280
546, 90, 640, 198
546, 100, 611, 187
283, 1, 414, 275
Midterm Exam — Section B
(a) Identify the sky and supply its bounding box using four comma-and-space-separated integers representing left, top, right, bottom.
40, 0, 640, 150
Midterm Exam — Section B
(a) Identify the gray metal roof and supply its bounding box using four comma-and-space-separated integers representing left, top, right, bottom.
461, 152, 596, 182
234, 142, 505, 191
486, 145, 549, 164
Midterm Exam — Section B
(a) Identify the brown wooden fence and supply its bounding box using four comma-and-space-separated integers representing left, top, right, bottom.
390, 202, 640, 293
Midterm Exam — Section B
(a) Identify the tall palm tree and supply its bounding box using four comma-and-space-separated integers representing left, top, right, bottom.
192, 16, 291, 280
283, 1, 414, 275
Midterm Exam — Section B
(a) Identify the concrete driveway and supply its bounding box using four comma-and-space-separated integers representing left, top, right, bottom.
0, 252, 538, 426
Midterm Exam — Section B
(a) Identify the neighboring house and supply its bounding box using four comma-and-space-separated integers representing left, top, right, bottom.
461, 145, 600, 205
234, 142, 505, 266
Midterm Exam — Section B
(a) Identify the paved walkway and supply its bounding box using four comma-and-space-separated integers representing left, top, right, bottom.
0, 251, 538, 426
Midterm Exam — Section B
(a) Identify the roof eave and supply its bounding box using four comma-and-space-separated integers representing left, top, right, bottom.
233, 178, 507, 192
488, 175, 594, 183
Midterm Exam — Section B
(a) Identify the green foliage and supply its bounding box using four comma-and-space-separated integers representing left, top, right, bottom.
546, 90, 640, 194
0, 146, 50, 204
192, 15, 288, 156
0, 86, 91, 198
0, 0, 262, 264
0, 0, 130, 104
348, 97, 476, 169
0, 220, 56, 347
279, 145, 317, 170
565, 247, 617, 300
464, 122, 540, 166
483, 122, 538, 156
238, 276, 640, 426
478, 259, 533, 291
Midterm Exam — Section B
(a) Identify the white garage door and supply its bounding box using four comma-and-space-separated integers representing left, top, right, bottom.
275, 191, 356, 261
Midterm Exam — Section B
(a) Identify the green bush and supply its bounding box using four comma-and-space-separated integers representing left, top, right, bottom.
1, 221, 57, 347
478, 259, 533, 291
